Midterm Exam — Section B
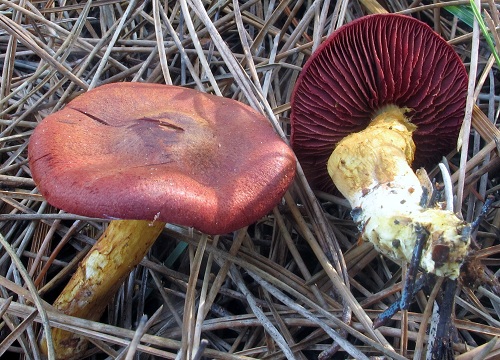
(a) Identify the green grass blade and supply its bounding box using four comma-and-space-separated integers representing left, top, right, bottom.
444, 5, 475, 27
468, 0, 500, 68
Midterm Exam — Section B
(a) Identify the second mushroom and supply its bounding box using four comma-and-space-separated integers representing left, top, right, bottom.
291, 14, 470, 324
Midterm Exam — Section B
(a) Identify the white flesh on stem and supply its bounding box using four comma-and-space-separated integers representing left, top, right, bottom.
327, 107, 469, 279
40, 219, 166, 360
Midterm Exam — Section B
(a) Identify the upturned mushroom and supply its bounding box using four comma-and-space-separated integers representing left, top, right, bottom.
29, 82, 296, 359
291, 14, 469, 315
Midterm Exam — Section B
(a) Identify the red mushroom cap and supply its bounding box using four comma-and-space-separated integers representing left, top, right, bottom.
291, 14, 468, 192
29, 83, 296, 235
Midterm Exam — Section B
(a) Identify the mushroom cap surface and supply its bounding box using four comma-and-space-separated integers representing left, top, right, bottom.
29, 83, 296, 234
291, 14, 468, 192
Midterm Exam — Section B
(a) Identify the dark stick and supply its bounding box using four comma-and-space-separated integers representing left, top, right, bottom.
373, 226, 428, 329
401, 224, 429, 310
471, 195, 495, 232
373, 274, 427, 329
427, 279, 457, 360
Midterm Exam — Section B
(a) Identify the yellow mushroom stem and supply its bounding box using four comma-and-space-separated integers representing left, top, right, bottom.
327, 107, 469, 279
40, 219, 166, 360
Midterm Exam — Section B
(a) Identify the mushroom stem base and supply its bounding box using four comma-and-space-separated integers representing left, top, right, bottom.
327, 108, 470, 278
40, 219, 165, 360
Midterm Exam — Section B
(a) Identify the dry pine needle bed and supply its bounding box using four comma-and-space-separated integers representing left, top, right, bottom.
0, 0, 499, 359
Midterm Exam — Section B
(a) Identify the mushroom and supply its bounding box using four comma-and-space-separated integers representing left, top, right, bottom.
29, 82, 296, 359
291, 14, 469, 313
